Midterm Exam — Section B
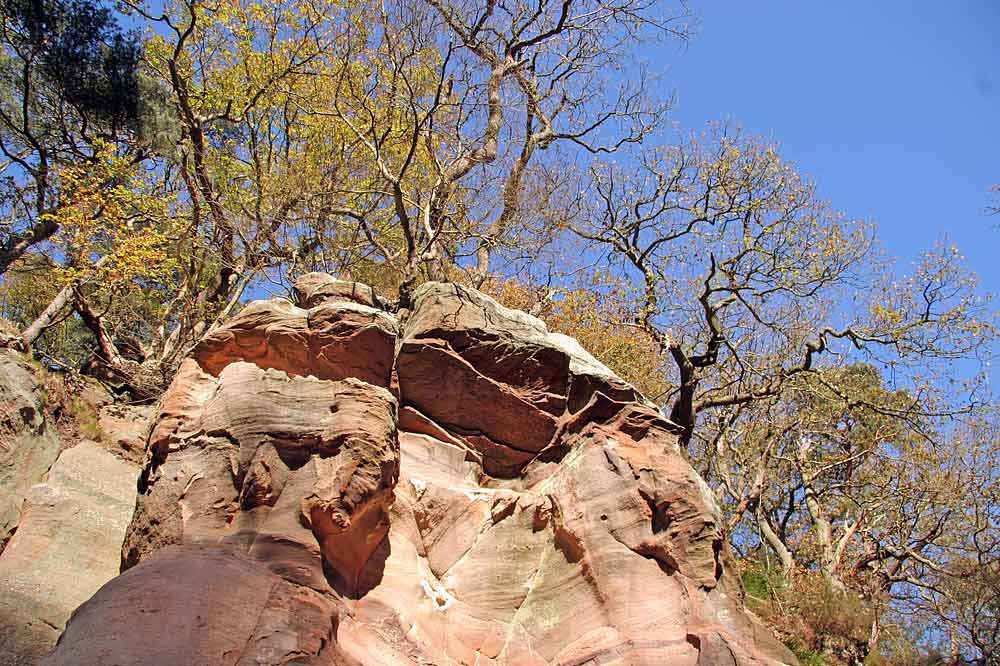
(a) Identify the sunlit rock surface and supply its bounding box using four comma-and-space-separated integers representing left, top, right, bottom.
0, 349, 61, 551
46, 275, 797, 666
0, 441, 139, 665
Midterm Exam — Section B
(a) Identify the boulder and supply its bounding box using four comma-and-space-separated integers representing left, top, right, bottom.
0, 350, 60, 550
0, 441, 138, 665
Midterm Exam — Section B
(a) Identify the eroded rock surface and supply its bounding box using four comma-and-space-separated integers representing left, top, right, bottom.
49, 275, 796, 666
97, 402, 154, 465
0, 349, 61, 550
0, 441, 139, 665
44, 545, 346, 666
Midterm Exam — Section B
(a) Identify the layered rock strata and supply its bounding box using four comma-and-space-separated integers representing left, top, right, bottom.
47, 275, 796, 666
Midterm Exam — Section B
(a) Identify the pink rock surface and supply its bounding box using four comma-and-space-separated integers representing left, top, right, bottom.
44, 545, 349, 666
1, 441, 138, 665
48, 278, 796, 666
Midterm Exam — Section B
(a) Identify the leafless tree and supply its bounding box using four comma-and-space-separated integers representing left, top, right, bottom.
315, 0, 694, 302
569, 127, 994, 449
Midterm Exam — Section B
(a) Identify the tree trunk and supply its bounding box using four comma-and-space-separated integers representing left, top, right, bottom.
21, 282, 75, 345
0, 217, 60, 277
21, 256, 109, 345
757, 516, 796, 577
867, 613, 881, 655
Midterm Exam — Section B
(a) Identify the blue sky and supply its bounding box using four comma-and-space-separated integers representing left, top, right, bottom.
650, 1, 999, 291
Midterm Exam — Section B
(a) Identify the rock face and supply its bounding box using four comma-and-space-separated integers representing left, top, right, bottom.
0, 340, 150, 665
0, 350, 61, 550
47, 275, 796, 666
0, 440, 139, 665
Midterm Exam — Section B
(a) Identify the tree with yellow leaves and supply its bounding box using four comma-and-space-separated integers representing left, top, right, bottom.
19, 0, 376, 391
301, 0, 695, 301
19, 0, 695, 393
0, 0, 142, 275
5, 142, 179, 391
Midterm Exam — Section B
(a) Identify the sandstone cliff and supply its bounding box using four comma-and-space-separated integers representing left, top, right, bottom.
39, 275, 797, 665
0, 334, 147, 665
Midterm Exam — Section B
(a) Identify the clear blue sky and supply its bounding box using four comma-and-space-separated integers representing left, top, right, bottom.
650, 1, 999, 291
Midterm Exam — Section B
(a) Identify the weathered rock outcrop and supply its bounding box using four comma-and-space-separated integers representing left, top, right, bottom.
47, 274, 796, 666
0, 349, 61, 550
0, 441, 139, 665
0, 334, 150, 665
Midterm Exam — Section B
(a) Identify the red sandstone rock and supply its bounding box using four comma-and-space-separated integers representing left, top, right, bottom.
0, 349, 61, 550
1, 441, 138, 665
293, 272, 389, 310
43, 545, 351, 666
121, 360, 400, 597
193, 297, 397, 387
49, 275, 797, 666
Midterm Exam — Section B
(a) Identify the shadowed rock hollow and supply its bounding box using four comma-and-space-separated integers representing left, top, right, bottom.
45, 274, 797, 666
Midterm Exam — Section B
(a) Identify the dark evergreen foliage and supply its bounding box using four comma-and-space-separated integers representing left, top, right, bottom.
1, 0, 141, 132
